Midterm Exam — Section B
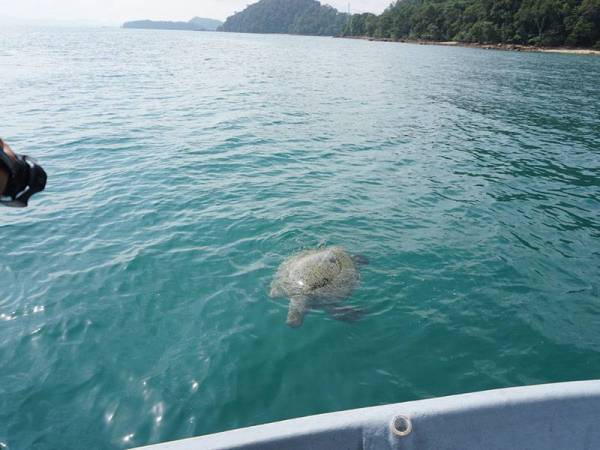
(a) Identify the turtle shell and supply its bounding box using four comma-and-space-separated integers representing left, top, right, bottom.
269, 247, 359, 303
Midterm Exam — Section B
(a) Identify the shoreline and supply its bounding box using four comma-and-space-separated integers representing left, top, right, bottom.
339, 36, 600, 55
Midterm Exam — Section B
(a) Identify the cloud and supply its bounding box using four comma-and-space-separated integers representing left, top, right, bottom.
3, 0, 391, 24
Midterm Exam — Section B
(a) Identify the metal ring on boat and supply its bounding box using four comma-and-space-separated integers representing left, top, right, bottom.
390, 414, 412, 437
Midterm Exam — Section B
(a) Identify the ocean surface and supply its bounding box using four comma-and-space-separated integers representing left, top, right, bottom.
1, 27, 599, 449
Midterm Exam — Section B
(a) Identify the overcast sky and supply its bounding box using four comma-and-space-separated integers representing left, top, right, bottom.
1, 0, 391, 25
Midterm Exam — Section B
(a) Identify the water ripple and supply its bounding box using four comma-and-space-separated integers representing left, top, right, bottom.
0, 28, 599, 450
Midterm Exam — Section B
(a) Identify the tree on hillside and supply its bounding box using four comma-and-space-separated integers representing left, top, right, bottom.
566, 0, 600, 46
516, 0, 570, 45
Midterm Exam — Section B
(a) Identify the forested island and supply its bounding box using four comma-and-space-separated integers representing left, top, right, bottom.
121, 0, 599, 49
217, 0, 598, 49
342, 0, 600, 48
219, 0, 348, 36
123, 17, 222, 31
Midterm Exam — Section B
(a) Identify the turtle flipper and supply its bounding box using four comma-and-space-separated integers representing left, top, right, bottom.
352, 254, 369, 266
326, 305, 366, 323
287, 296, 309, 328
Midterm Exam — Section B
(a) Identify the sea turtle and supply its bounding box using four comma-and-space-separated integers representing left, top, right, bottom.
269, 246, 367, 327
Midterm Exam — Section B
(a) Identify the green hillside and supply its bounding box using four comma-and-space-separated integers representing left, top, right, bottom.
219, 0, 349, 36
342, 0, 600, 48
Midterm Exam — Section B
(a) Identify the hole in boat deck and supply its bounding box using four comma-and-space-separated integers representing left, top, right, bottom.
390, 415, 412, 437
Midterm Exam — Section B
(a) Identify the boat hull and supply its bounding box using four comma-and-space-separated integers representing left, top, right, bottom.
133, 380, 600, 449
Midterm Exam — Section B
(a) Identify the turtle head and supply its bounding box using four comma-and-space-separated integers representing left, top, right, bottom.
286, 296, 308, 328
286, 308, 305, 328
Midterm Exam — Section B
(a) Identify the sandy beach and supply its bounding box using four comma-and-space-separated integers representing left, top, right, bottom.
341, 36, 600, 55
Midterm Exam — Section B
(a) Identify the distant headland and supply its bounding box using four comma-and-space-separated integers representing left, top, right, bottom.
219, 0, 348, 36
123, 17, 222, 32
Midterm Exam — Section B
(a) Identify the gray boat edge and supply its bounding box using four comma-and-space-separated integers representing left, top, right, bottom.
132, 379, 600, 450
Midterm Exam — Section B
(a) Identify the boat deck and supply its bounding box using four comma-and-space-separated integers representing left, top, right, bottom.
133, 380, 600, 450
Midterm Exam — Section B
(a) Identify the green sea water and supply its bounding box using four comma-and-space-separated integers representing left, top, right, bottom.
1, 27, 599, 449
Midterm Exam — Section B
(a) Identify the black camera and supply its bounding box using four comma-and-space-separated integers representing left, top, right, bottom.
0, 139, 47, 207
